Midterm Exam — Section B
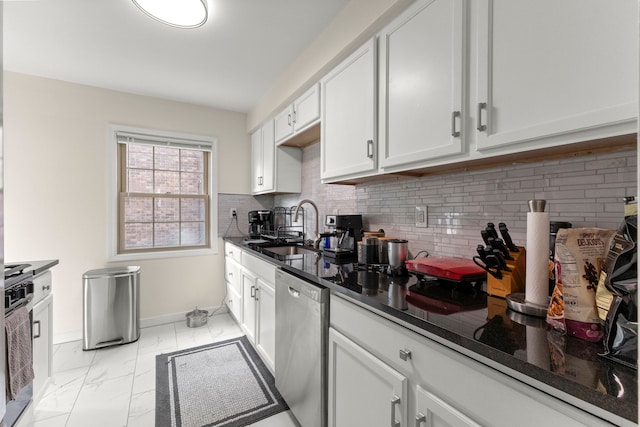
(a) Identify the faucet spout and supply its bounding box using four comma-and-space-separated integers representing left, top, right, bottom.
293, 199, 321, 248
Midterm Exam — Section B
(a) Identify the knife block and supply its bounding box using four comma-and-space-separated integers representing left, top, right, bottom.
486, 246, 526, 298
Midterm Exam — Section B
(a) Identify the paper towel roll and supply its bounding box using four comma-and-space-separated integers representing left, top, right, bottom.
526, 211, 550, 306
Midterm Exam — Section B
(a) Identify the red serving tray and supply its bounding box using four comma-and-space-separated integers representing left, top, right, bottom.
405, 257, 486, 282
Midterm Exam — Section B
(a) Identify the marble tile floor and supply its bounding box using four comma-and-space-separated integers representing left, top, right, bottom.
26, 313, 299, 427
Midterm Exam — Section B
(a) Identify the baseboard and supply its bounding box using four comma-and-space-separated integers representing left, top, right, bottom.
53, 304, 229, 345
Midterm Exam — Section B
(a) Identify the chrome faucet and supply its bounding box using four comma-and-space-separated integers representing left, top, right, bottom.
293, 199, 328, 249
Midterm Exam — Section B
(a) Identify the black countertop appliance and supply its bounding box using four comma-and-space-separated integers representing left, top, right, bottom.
248, 210, 273, 238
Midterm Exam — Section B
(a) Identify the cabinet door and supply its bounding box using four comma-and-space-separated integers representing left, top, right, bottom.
293, 83, 320, 133
328, 328, 407, 427
274, 105, 295, 144
225, 257, 242, 295
32, 294, 53, 404
250, 128, 263, 193
225, 282, 242, 323
260, 120, 275, 192
321, 38, 377, 181
255, 279, 275, 373
241, 270, 256, 343
379, 0, 466, 169
415, 385, 481, 427
476, 0, 638, 152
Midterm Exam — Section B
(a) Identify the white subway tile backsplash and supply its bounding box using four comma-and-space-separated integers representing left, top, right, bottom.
263, 144, 637, 259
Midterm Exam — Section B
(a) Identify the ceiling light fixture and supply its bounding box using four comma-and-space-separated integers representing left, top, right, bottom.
132, 0, 208, 29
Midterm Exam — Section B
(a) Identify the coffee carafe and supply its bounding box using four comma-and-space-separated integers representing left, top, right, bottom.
248, 210, 273, 238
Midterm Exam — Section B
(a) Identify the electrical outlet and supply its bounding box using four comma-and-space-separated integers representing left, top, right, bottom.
415, 206, 427, 228
230, 208, 237, 219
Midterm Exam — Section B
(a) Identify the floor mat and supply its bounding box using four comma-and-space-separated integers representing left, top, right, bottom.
155, 335, 288, 427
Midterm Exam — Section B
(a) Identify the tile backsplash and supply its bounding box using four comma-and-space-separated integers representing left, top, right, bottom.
226, 142, 637, 259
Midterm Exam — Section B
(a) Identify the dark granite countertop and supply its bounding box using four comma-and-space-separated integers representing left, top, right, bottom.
9, 260, 59, 277
225, 237, 637, 424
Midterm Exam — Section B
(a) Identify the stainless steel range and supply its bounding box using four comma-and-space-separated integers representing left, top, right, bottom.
3, 264, 35, 427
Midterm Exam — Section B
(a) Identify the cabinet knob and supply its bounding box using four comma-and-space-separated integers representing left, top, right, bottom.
399, 349, 412, 361
415, 413, 426, 427
391, 395, 401, 427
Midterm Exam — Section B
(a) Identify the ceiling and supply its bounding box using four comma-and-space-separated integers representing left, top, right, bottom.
4, 0, 350, 113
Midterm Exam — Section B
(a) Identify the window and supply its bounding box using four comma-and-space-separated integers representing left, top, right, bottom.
109, 125, 217, 259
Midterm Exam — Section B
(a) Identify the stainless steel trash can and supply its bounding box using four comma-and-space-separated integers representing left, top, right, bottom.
82, 266, 141, 350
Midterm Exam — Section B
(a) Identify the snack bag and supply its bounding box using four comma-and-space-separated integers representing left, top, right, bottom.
547, 228, 616, 342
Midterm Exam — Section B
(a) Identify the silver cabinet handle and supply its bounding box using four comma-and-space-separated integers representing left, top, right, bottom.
367, 139, 374, 159
391, 395, 401, 427
288, 113, 292, 126
451, 110, 461, 137
33, 320, 41, 339
250, 285, 255, 298
293, 109, 297, 124
254, 287, 259, 301
415, 413, 426, 427
477, 102, 487, 131
399, 349, 412, 361
228, 272, 233, 278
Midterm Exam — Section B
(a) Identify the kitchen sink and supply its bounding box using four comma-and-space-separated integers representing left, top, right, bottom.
263, 245, 319, 257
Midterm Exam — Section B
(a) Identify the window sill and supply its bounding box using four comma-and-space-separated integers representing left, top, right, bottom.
108, 247, 218, 263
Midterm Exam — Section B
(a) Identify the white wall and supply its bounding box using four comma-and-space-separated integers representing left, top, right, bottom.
247, 0, 414, 131
4, 72, 251, 343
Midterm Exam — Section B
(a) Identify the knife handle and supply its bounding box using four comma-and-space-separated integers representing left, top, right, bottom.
481, 230, 491, 246
492, 249, 512, 271
486, 223, 500, 240
492, 238, 514, 261
498, 222, 519, 252
476, 244, 488, 260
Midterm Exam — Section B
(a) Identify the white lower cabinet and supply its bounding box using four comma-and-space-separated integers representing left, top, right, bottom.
415, 385, 480, 427
328, 328, 407, 427
225, 282, 242, 323
32, 293, 53, 405
330, 294, 615, 427
255, 278, 275, 371
241, 269, 257, 344
225, 242, 243, 322
239, 252, 276, 373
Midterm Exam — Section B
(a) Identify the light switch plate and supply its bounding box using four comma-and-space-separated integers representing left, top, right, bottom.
415, 206, 427, 228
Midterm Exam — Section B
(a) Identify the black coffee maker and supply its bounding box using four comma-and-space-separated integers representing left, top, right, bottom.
248, 210, 273, 238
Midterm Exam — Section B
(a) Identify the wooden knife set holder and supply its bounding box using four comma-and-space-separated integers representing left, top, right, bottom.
486, 246, 526, 298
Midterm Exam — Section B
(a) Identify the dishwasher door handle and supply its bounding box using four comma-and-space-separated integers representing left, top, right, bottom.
288, 286, 301, 298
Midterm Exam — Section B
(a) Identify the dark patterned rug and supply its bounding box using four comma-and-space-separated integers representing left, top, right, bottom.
155, 335, 288, 427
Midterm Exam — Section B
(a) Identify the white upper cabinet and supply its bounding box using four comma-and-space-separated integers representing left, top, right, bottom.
251, 119, 301, 195
475, 0, 638, 152
321, 38, 377, 182
379, 0, 467, 170
251, 120, 275, 194
274, 83, 321, 145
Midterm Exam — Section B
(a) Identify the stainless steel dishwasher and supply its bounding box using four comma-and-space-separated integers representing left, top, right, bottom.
275, 269, 329, 427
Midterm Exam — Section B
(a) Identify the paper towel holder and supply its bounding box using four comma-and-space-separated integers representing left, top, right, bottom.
506, 292, 549, 318
506, 199, 550, 317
